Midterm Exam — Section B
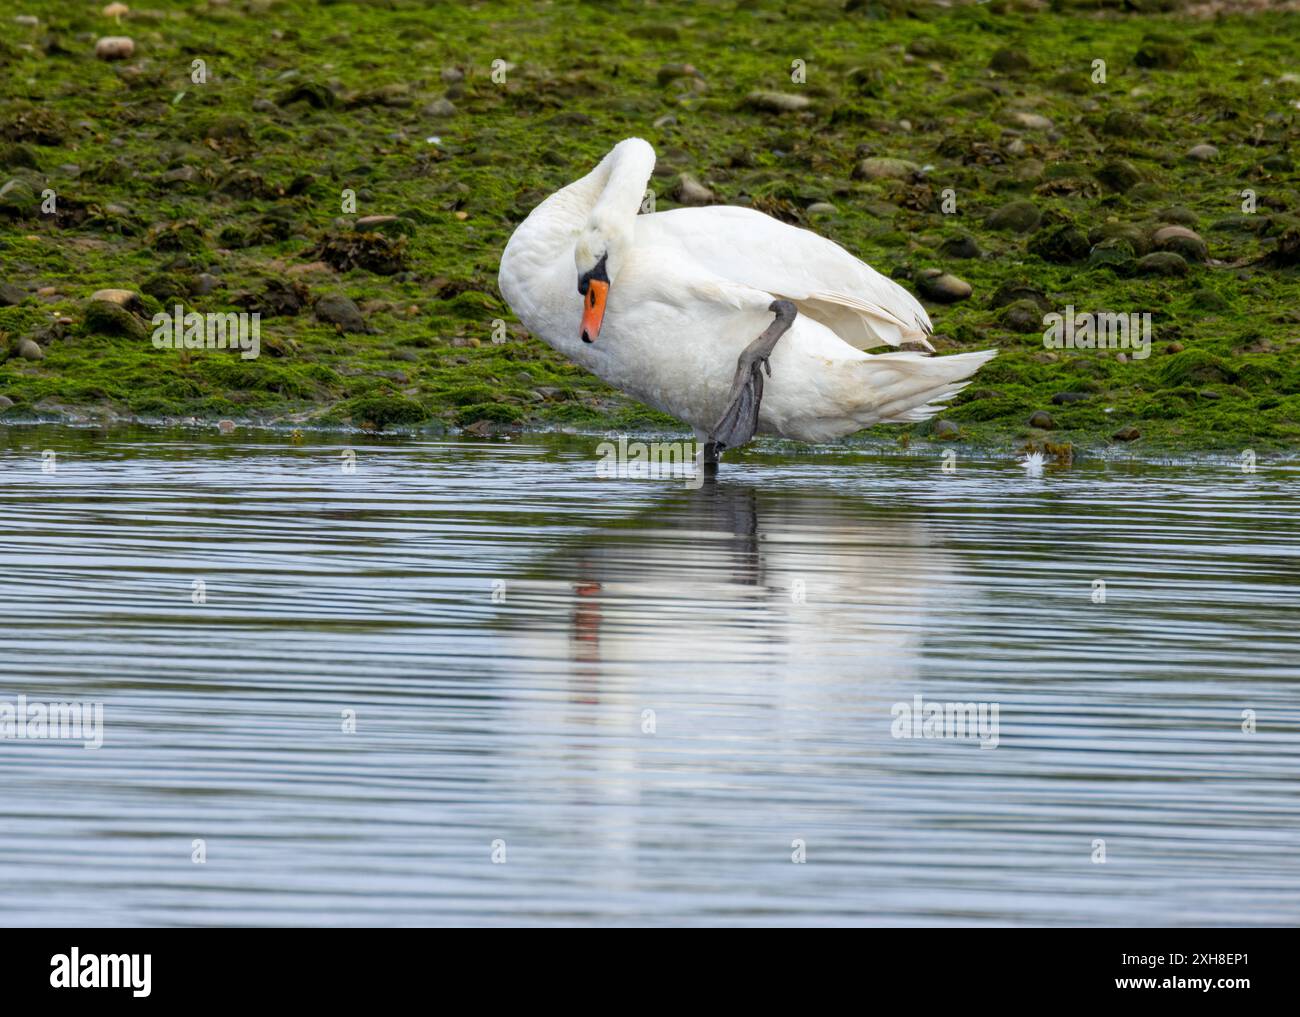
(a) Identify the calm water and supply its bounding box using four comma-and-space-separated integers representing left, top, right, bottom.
1, 426, 1297, 927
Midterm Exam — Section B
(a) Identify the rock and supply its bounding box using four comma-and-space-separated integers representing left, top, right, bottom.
933, 419, 959, 438
252, 98, 277, 113
806, 201, 836, 215
745, 91, 810, 113
1087, 237, 1137, 271
0, 282, 26, 305
0, 395, 13, 408
83, 299, 147, 339
999, 299, 1044, 333
989, 47, 1032, 74
1028, 410, 1056, 430
1051, 392, 1090, 405
1187, 143, 1219, 162
1151, 225, 1207, 262
314, 293, 367, 332
1200, 389, 1221, 400
278, 82, 336, 109
938, 233, 982, 259
1007, 111, 1052, 131
673, 173, 715, 206
985, 200, 1040, 233
89, 288, 141, 309
1088, 222, 1150, 255
915, 269, 971, 303
423, 98, 456, 118
990, 280, 1050, 311
0, 178, 38, 217
1095, 159, 1143, 193
1165, 342, 1185, 354
1112, 426, 1141, 442
1136, 251, 1188, 276
102, 3, 129, 18
17, 338, 43, 360
462, 419, 496, 437
1101, 111, 1145, 137
160, 165, 198, 186
1028, 223, 1090, 264
94, 36, 134, 60
1135, 34, 1188, 70
217, 419, 235, 433
1156, 206, 1198, 227
193, 273, 220, 295
854, 157, 919, 181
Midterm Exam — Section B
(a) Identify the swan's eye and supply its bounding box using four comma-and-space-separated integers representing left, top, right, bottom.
576, 252, 610, 296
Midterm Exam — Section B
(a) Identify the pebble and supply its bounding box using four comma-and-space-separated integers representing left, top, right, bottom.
1186, 143, 1219, 161
674, 173, 715, 205
1151, 225, 1207, 262
17, 338, 43, 360
95, 36, 134, 60
933, 419, 959, 438
0, 395, 13, 408
423, 98, 456, 118
938, 234, 982, 260
1028, 410, 1056, 430
1136, 251, 1188, 276
916, 269, 971, 303
313, 293, 367, 333
985, 200, 1040, 233
806, 202, 837, 215
1112, 426, 1141, 442
1007, 111, 1052, 131
745, 91, 810, 113
855, 157, 919, 181
89, 288, 137, 306
1051, 392, 1090, 405
0, 282, 26, 306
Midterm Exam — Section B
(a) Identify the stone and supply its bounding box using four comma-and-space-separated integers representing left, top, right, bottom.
673, 173, 715, 206
0, 282, 26, 305
985, 200, 1040, 233
938, 233, 982, 259
1151, 225, 1207, 262
1028, 410, 1056, 430
915, 269, 971, 303
1187, 144, 1219, 162
94, 36, 134, 60
423, 98, 456, 118
745, 91, 810, 113
933, 419, 959, 438
1051, 392, 1090, 405
314, 293, 367, 333
1112, 426, 1141, 442
17, 338, 43, 360
1136, 251, 1188, 276
854, 157, 920, 181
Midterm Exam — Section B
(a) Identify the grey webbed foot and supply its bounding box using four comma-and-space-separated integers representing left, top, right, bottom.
707, 299, 797, 457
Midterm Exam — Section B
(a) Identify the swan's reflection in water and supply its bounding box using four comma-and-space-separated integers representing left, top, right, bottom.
500, 479, 954, 694
485, 480, 963, 899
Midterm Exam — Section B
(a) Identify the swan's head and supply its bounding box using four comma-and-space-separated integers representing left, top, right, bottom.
575, 213, 630, 344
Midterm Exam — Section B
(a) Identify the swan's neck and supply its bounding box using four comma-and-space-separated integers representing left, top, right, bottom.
501, 141, 655, 314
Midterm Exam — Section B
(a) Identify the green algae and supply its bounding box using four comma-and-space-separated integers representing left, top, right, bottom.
0, 0, 1297, 453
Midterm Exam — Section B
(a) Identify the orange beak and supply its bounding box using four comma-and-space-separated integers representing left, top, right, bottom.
580, 279, 608, 344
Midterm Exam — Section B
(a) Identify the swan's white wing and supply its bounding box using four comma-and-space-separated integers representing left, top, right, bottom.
634, 205, 932, 350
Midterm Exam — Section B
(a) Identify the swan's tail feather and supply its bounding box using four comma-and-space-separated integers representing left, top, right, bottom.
854, 349, 997, 425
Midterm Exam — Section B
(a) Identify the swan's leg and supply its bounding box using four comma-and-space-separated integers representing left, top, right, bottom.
707, 299, 796, 455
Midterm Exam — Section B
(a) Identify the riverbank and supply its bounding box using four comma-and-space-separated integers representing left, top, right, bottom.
1, 0, 1298, 453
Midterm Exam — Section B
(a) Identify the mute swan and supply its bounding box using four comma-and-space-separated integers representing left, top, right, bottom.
499, 138, 995, 462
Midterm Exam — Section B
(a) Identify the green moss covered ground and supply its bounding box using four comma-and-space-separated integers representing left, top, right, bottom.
1, 0, 1298, 453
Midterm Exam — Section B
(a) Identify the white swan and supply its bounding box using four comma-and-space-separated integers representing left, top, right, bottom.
499, 138, 995, 458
